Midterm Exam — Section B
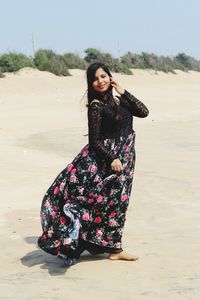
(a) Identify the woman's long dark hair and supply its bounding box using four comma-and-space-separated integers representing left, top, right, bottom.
86, 62, 121, 121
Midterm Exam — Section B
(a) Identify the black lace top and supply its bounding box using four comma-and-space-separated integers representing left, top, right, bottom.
88, 89, 149, 164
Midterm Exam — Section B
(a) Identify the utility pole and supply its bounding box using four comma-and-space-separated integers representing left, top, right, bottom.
32, 32, 36, 57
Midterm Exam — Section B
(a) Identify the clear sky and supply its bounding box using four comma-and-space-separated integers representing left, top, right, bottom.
0, 0, 199, 59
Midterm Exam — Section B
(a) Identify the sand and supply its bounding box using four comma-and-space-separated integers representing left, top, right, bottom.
0, 68, 199, 299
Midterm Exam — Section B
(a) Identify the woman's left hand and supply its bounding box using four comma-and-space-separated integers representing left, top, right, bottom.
110, 77, 125, 95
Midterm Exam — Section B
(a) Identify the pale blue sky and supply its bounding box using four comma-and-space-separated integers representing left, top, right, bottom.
0, 0, 199, 58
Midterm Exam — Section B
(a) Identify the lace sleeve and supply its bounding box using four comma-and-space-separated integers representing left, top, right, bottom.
120, 89, 149, 117
88, 102, 117, 164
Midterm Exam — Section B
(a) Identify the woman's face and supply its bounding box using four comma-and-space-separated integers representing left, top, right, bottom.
92, 68, 111, 93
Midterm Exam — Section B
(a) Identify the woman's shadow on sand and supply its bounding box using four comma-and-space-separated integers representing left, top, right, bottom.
21, 236, 107, 276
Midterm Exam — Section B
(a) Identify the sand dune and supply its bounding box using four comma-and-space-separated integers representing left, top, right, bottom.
0, 68, 199, 299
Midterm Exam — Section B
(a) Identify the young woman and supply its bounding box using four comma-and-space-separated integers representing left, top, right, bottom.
38, 62, 149, 266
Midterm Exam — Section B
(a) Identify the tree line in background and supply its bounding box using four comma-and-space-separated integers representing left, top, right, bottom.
0, 48, 200, 78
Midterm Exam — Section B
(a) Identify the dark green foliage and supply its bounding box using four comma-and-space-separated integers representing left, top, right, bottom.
84, 48, 132, 74
34, 49, 71, 76
61, 53, 87, 69
0, 52, 34, 72
84, 48, 98, 63
120, 51, 200, 73
121, 52, 175, 73
110, 60, 132, 74
0, 49, 199, 76
121, 52, 144, 69
140, 52, 176, 73
174, 53, 200, 71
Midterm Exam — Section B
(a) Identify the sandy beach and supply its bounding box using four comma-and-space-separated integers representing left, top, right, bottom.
0, 68, 199, 299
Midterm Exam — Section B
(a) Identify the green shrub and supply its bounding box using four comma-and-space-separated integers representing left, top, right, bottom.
140, 52, 160, 70
61, 53, 87, 69
174, 53, 200, 71
107, 59, 132, 74
84, 48, 102, 64
84, 48, 113, 65
121, 52, 183, 73
84, 48, 132, 74
121, 52, 144, 69
0, 49, 199, 75
0, 52, 34, 72
34, 49, 70, 76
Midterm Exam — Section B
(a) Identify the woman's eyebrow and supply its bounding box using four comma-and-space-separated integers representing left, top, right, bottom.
95, 74, 106, 79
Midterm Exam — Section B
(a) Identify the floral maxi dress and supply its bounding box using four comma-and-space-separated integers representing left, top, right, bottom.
38, 90, 149, 259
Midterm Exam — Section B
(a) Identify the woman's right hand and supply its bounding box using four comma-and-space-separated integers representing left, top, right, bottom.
111, 158, 124, 172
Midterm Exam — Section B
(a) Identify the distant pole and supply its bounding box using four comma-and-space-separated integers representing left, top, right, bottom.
116, 43, 122, 62
32, 32, 35, 57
